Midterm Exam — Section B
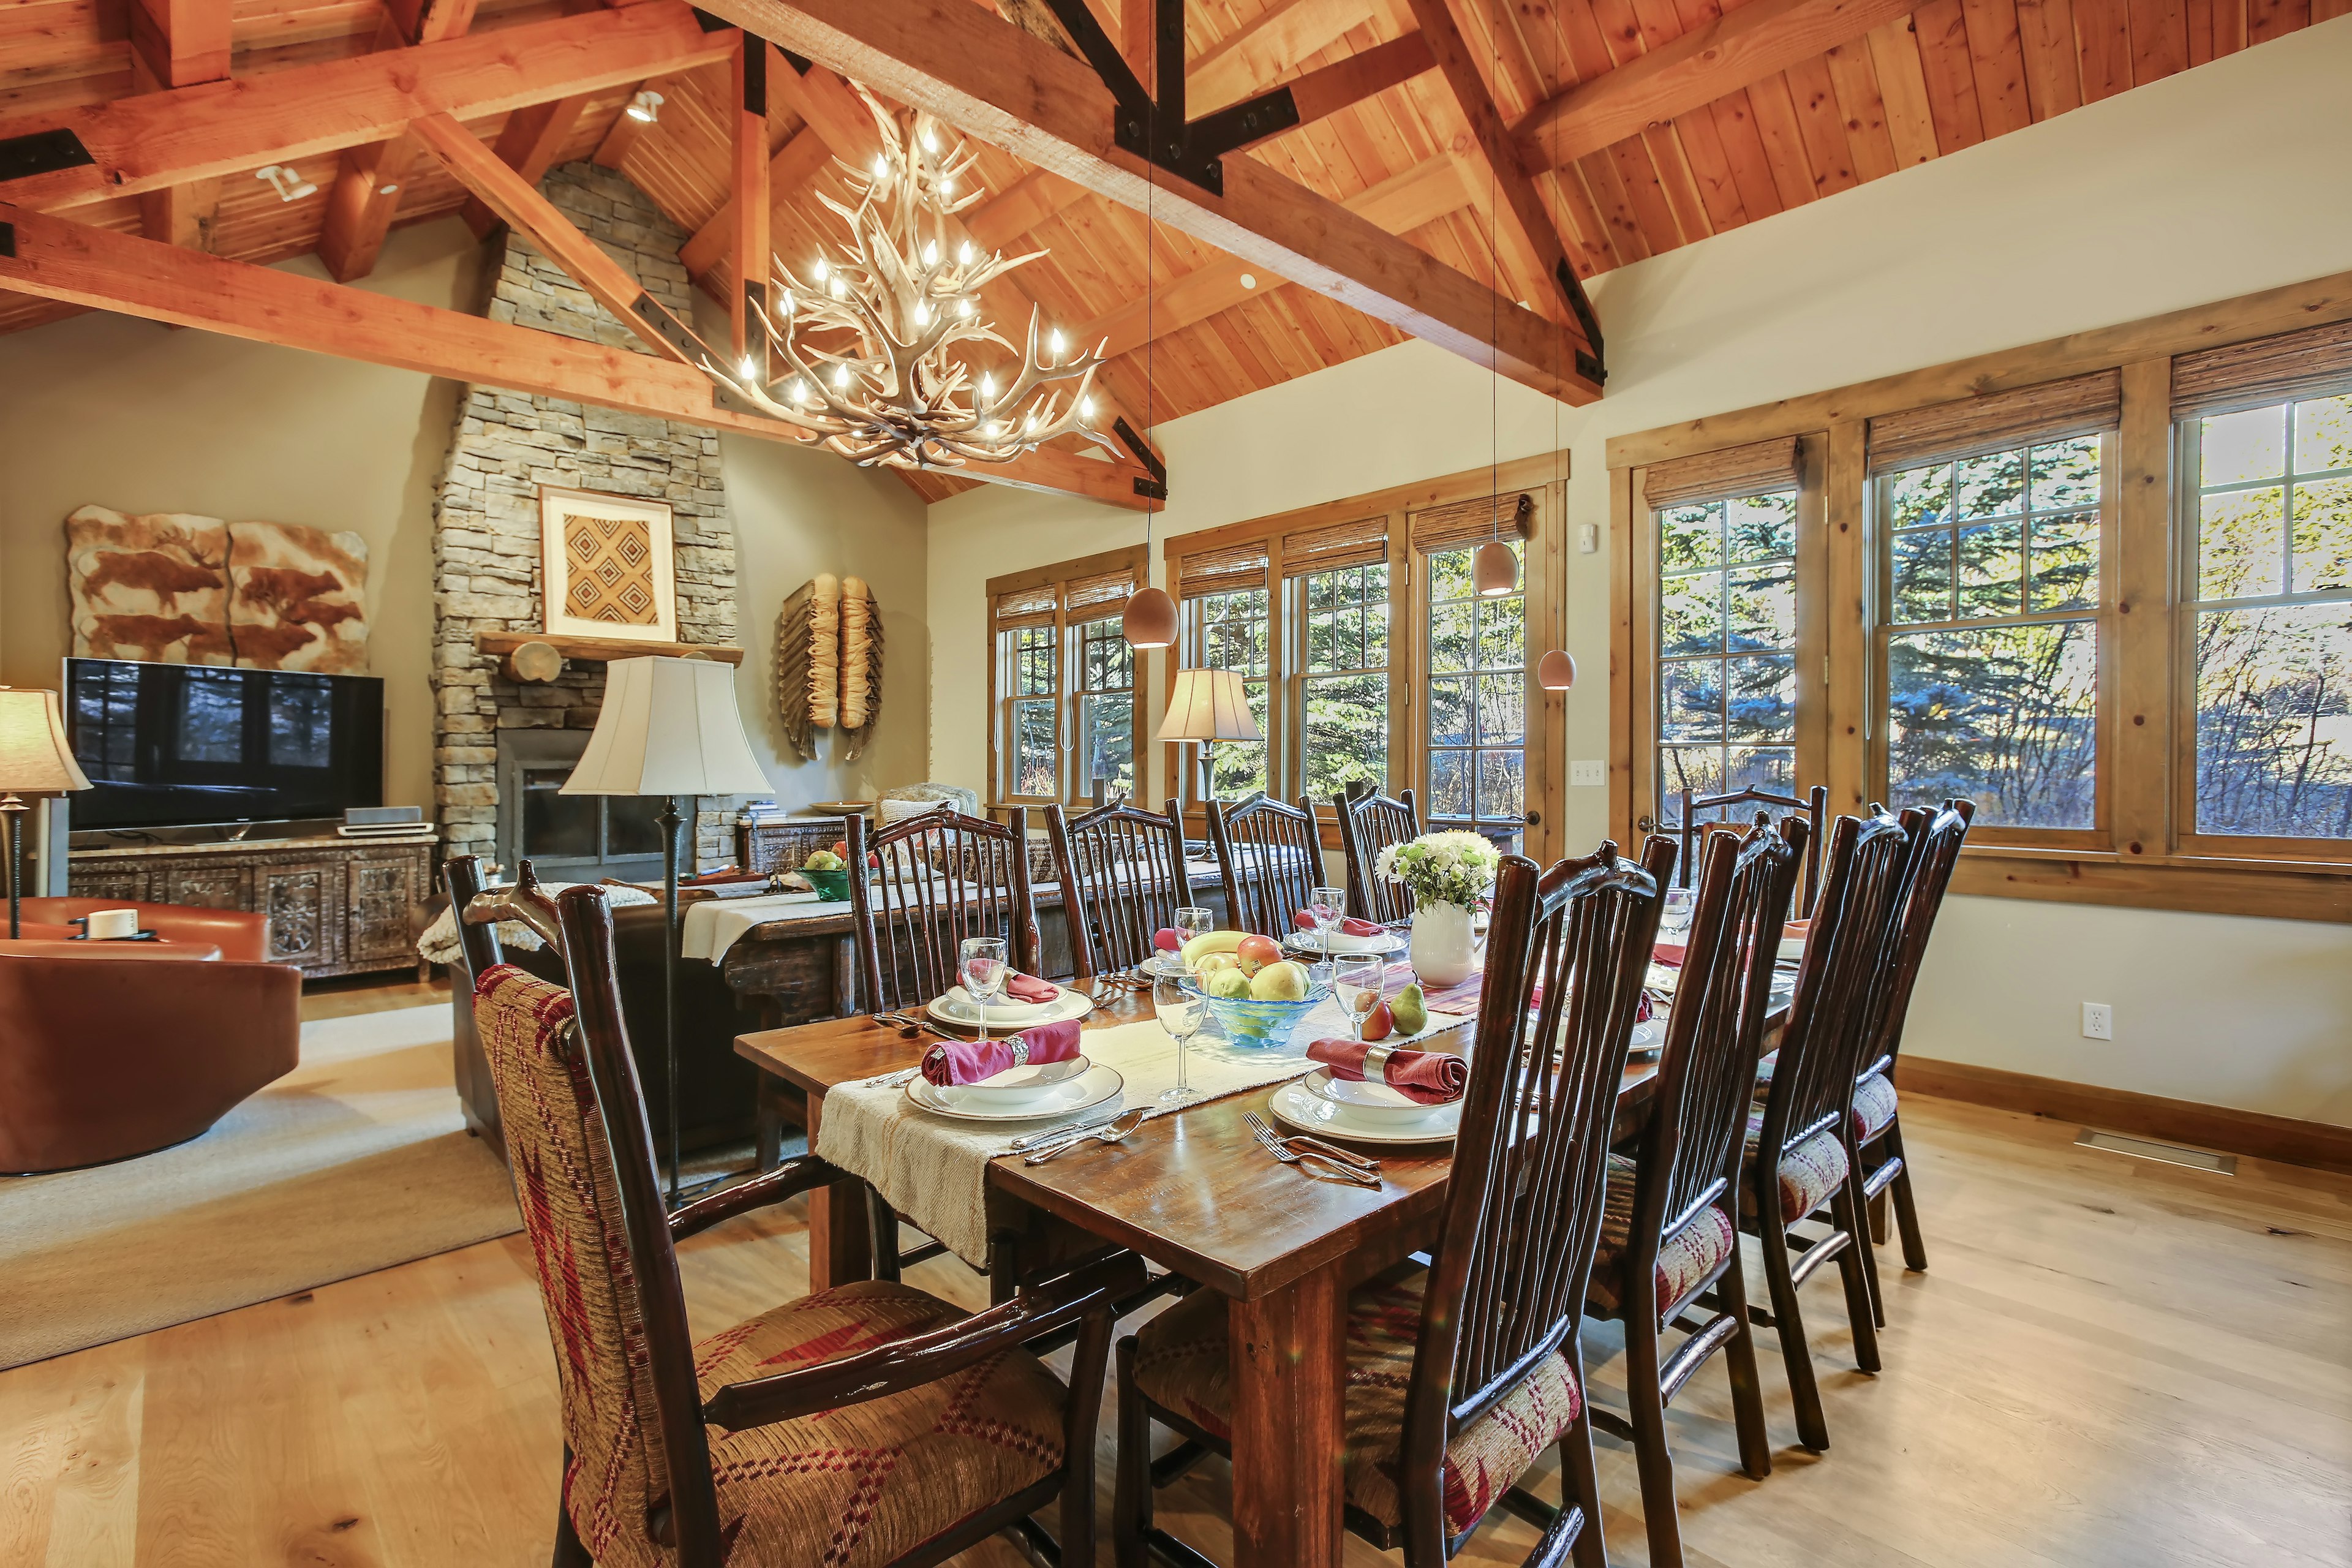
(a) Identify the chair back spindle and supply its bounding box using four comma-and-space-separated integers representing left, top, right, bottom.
1679, 783, 1827, 914
1395, 837, 1672, 1556
1205, 793, 1324, 939
846, 809, 1043, 1016
1335, 788, 1422, 925
1854, 799, 1973, 1083
1044, 799, 1197, 980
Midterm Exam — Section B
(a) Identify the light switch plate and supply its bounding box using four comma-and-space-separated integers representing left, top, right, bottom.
1570, 760, 1605, 786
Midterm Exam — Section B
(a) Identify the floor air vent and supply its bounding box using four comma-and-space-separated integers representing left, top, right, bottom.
2075, 1129, 2237, 1175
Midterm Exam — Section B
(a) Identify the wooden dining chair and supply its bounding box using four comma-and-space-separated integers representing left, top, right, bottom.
1679, 783, 1826, 914
1115, 835, 1672, 1568
1841, 797, 1973, 1298
1204, 791, 1324, 938
1581, 815, 1806, 1568
1335, 786, 1422, 925
1738, 807, 1911, 1452
472, 883, 1131, 1568
846, 808, 1043, 1016
1043, 799, 1197, 981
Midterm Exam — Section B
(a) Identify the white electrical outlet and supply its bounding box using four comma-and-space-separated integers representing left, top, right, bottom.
1570, 760, 1605, 786
2081, 1001, 2114, 1041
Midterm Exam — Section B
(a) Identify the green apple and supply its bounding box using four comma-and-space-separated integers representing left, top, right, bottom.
1249, 960, 1310, 1001
1207, 967, 1253, 1000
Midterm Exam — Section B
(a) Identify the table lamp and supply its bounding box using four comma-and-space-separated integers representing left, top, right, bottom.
564, 657, 771, 1205
0, 687, 90, 940
1157, 668, 1262, 807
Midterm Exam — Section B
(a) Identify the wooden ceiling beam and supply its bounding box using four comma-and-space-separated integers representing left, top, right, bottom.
457, 92, 595, 238
1513, 0, 1924, 173
0, 3, 734, 211
1188, 0, 1375, 113
679, 121, 831, 279
127, 0, 233, 251
730, 36, 772, 364
1077, 153, 1469, 358
698, 0, 1599, 403
317, 0, 483, 281
0, 203, 1156, 510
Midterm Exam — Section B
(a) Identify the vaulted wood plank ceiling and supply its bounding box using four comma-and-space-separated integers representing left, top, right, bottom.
0, 0, 2335, 506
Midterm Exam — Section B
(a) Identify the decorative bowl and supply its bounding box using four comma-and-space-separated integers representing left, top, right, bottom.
802, 867, 850, 900
1183, 976, 1333, 1052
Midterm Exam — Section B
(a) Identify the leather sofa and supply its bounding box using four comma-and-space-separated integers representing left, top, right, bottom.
0, 937, 301, 1174
17, 897, 271, 962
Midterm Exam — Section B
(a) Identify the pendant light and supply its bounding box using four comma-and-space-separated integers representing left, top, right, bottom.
1537, 649, 1577, 690
1475, 492, 1532, 597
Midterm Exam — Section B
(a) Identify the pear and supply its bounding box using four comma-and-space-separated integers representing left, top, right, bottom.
1207, 967, 1253, 1000
1390, 982, 1428, 1038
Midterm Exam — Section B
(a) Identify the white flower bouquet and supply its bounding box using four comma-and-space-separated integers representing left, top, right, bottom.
1374, 829, 1501, 911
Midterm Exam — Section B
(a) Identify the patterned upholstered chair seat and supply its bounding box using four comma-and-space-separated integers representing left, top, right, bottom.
689, 1281, 1068, 1568
1131, 1272, 1582, 1537
1585, 1152, 1740, 1319
1741, 1112, 1851, 1223
1754, 1052, 1901, 1143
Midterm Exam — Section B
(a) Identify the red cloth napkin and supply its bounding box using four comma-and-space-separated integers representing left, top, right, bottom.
1154, 928, 1183, 951
922, 1019, 1084, 1087
1653, 941, 1686, 967
1306, 1038, 1468, 1105
1292, 911, 1384, 937
1001, 971, 1059, 1005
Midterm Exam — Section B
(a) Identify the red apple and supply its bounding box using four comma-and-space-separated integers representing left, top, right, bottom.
1361, 1001, 1395, 1042
1153, 928, 1183, 952
832, 840, 850, 858
1235, 933, 1283, 974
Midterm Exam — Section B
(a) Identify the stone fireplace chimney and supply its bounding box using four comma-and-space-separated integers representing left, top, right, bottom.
428, 164, 748, 873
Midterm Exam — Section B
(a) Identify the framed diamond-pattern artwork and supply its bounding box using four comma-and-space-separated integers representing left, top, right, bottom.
538, 486, 677, 643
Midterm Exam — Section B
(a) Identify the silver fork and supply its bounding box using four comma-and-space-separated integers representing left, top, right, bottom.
1243, 1112, 1381, 1186
1239, 1112, 1381, 1172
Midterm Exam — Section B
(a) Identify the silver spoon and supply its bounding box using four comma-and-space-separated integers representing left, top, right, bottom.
1022, 1107, 1149, 1165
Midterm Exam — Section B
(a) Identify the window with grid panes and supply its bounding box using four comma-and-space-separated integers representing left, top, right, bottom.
1190, 587, 1270, 798
2184, 392, 2352, 840
1656, 487, 1798, 824
1006, 622, 1058, 801
1877, 435, 2104, 828
1073, 614, 1136, 799
1298, 562, 1389, 800
1425, 540, 1525, 835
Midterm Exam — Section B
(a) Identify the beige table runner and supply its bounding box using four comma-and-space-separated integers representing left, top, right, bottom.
814, 998, 1464, 1267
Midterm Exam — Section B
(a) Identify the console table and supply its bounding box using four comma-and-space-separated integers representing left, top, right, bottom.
69, 834, 435, 979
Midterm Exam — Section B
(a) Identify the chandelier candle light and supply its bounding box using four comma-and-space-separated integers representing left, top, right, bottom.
704, 91, 1117, 472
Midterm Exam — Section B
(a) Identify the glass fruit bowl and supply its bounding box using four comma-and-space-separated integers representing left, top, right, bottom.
1182, 974, 1333, 1052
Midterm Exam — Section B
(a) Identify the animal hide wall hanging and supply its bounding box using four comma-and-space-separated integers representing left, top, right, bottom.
67, 505, 371, 672
775, 575, 883, 763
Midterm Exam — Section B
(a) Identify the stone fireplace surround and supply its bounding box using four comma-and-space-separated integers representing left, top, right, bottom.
429, 164, 752, 872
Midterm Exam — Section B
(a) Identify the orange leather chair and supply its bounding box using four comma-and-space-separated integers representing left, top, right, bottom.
0, 940, 300, 1174
18, 897, 271, 962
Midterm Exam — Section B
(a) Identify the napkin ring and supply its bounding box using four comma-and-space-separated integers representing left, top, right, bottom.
1008, 1037, 1031, 1067
1361, 1044, 1396, 1082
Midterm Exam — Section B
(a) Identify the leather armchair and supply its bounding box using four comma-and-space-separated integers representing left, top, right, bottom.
19, 897, 271, 962
0, 942, 300, 1174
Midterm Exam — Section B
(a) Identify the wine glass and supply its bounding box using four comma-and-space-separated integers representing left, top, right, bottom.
1336, 957, 1388, 1044
1153, 974, 1205, 1104
1307, 884, 1348, 975
959, 935, 1009, 1046
1173, 905, 1214, 971
1659, 887, 1696, 940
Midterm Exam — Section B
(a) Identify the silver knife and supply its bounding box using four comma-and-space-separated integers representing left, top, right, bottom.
1005, 1107, 1128, 1153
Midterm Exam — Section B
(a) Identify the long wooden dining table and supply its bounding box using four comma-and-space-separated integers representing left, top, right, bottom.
734, 967, 1686, 1568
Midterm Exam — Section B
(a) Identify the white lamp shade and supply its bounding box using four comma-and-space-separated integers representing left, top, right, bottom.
1156, 668, 1262, 743
563, 657, 772, 797
0, 687, 91, 794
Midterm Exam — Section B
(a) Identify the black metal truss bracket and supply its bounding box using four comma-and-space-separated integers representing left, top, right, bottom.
1039, 0, 1297, 197
0, 127, 94, 185
1555, 258, 1607, 386
1114, 416, 1169, 499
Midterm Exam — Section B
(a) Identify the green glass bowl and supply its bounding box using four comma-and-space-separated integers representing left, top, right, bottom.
802, 867, 850, 901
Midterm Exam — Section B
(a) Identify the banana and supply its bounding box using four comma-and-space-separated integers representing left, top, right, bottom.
1178, 929, 1243, 967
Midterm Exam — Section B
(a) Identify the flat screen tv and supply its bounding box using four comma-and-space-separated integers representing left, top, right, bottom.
63, 657, 384, 831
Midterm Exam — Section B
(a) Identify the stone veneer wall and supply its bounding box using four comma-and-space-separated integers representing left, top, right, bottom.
428, 162, 747, 869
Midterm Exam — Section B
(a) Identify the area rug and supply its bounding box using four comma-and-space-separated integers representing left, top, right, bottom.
0, 1001, 521, 1369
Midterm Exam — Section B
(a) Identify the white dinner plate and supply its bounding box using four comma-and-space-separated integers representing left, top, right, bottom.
1299, 1067, 1452, 1127
1267, 1077, 1462, 1144
1626, 1017, 1665, 1059
905, 1063, 1125, 1123
929, 985, 1096, 1030
1283, 928, 1407, 959
945, 1055, 1094, 1102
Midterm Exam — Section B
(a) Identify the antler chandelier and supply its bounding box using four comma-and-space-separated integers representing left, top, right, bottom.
704, 89, 1115, 471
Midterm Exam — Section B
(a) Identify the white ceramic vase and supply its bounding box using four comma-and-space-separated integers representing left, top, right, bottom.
1408, 899, 1477, 988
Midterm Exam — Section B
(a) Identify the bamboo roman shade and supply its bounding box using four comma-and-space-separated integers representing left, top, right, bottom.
2171, 320, 2352, 422
1062, 569, 1136, 616
1866, 371, 2121, 475
1281, 514, 1389, 575
1642, 437, 1802, 510
1176, 539, 1270, 598
992, 582, 1058, 630
1412, 493, 1530, 553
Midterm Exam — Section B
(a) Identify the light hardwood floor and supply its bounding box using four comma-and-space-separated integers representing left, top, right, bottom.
3, 981, 2347, 1568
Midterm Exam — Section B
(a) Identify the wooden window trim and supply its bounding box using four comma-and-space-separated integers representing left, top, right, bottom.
1608, 269, 2352, 924
986, 543, 1146, 810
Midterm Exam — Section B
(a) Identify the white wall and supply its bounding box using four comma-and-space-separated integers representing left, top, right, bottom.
929, 17, 2352, 1127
